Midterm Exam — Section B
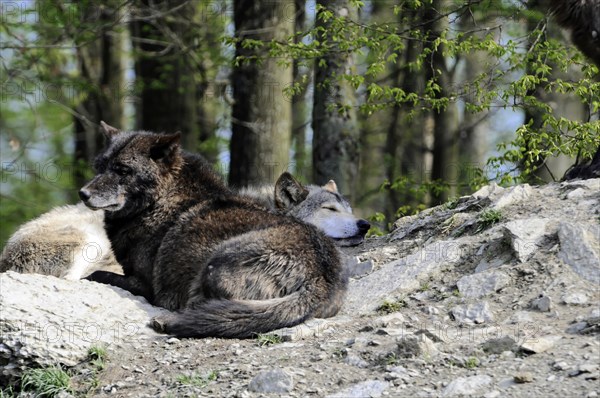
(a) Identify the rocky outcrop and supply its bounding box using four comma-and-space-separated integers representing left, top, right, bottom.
1, 179, 599, 396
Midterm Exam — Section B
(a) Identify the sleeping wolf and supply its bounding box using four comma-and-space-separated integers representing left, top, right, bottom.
240, 172, 370, 246
79, 122, 347, 338
0, 203, 117, 279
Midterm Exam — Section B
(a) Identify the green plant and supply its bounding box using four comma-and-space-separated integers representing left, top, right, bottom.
177, 371, 218, 388
256, 333, 283, 347
377, 298, 406, 314
476, 209, 503, 232
21, 367, 72, 398
88, 345, 107, 370
418, 282, 431, 292
465, 356, 479, 369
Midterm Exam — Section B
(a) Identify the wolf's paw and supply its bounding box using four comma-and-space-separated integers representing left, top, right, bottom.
150, 316, 169, 333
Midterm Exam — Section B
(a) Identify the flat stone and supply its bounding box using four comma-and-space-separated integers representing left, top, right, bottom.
442, 375, 493, 396
326, 380, 389, 398
451, 302, 494, 324
481, 336, 518, 354
503, 218, 551, 262
562, 292, 589, 305
395, 334, 438, 358
248, 369, 293, 393
273, 319, 334, 342
520, 335, 562, 354
558, 222, 600, 284
347, 260, 374, 278
457, 271, 511, 298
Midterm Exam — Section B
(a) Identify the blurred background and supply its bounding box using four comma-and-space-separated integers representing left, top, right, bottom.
1, 0, 599, 244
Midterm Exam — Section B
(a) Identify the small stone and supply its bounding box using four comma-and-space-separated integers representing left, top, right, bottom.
395, 334, 438, 358
562, 292, 589, 305
456, 271, 511, 299
326, 380, 389, 398
566, 188, 587, 199
481, 336, 517, 354
165, 337, 180, 344
347, 260, 374, 278
513, 372, 533, 383
442, 375, 493, 397
553, 361, 571, 371
566, 322, 588, 334
531, 295, 552, 312
519, 335, 562, 354
484, 391, 501, 398
451, 302, 494, 324
344, 354, 368, 368
492, 184, 532, 209
248, 369, 293, 393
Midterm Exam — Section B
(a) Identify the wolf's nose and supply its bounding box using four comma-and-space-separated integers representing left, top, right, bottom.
78, 188, 91, 202
357, 219, 371, 233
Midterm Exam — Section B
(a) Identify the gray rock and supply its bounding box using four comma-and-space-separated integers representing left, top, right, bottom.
326, 380, 389, 398
514, 372, 534, 383
503, 218, 551, 262
0, 271, 167, 383
456, 271, 510, 298
344, 354, 369, 368
451, 302, 494, 324
492, 184, 533, 209
395, 334, 438, 358
519, 335, 562, 354
481, 336, 518, 354
531, 295, 552, 312
562, 292, 589, 305
248, 369, 293, 393
347, 260, 374, 278
274, 318, 334, 342
442, 375, 493, 396
344, 240, 463, 314
558, 222, 600, 284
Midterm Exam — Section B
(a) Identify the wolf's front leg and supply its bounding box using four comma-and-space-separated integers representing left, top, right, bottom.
85, 271, 153, 302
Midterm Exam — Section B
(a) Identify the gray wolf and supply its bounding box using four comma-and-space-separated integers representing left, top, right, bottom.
240, 172, 370, 246
79, 122, 347, 338
0, 202, 118, 280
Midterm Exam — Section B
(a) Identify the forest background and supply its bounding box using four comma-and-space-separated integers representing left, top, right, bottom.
1, 0, 599, 244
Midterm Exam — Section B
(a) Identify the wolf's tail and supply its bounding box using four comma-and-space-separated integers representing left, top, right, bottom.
153, 290, 318, 338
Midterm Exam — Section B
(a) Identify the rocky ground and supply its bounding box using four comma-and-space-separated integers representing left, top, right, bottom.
1, 179, 599, 397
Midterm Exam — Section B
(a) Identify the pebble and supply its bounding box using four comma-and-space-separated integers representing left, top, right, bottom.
456, 271, 511, 299
326, 380, 389, 398
451, 302, 494, 324
519, 335, 562, 354
441, 375, 493, 396
531, 295, 552, 312
248, 369, 294, 393
514, 372, 534, 383
562, 292, 589, 305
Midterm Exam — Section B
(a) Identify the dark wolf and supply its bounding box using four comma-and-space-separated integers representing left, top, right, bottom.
79, 122, 347, 338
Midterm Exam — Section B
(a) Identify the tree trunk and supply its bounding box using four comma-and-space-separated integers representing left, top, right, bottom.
131, 0, 198, 148
424, 0, 459, 205
229, 0, 294, 187
312, 0, 359, 202
291, 0, 309, 179
74, 1, 124, 189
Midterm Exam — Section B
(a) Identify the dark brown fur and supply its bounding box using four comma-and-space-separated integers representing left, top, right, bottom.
79, 124, 347, 338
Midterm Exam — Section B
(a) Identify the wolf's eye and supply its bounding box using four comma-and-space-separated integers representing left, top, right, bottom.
113, 164, 131, 176
323, 206, 339, 212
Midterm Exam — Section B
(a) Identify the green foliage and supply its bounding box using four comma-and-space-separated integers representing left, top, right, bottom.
256, 333, 283, 347
476, 209, 503, 232
21, 366, 72, 398
465, 356, 480, 369
377, 298, 406, 314
176, 371, 218, 388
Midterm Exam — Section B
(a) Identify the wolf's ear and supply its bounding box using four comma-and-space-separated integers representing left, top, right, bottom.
149, 132, 181, 163
274, 172, 309, 209
322, 179, 338, 193
100, 121, 120, 139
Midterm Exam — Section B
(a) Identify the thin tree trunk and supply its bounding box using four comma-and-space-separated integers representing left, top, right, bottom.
424, 0, 459, 205
74, 1, 124, 189
229, 0, 294, 188
292, 0, 309, 179
131, 0, 198, 148
312, 0, 359, 202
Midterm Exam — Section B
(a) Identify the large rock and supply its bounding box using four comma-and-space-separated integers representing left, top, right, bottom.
558, 222, 600, 284
344, 240, 464, 314
0, 271, 168, 383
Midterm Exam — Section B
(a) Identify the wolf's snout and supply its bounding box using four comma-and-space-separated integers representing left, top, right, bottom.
78, 188, 92, 202
357, 219, 371, 234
